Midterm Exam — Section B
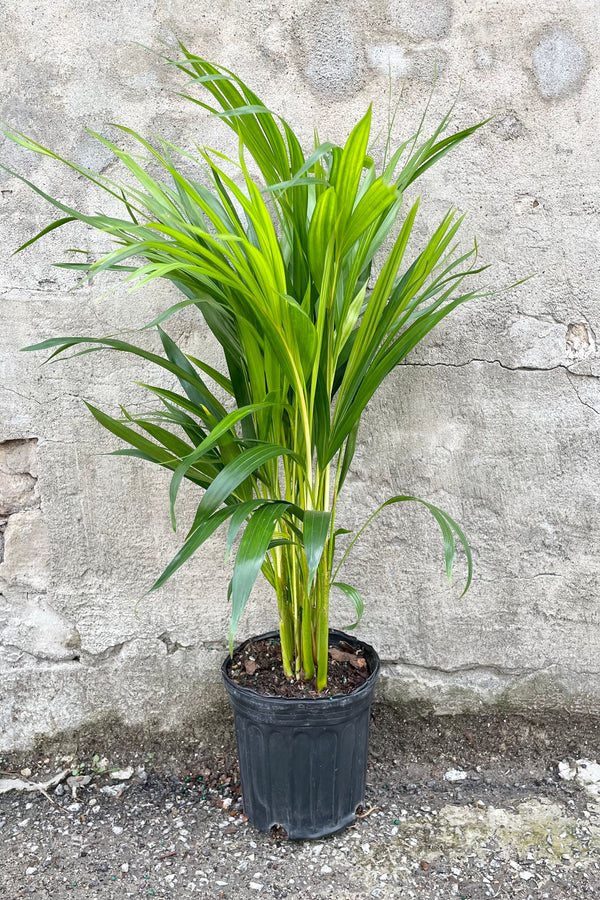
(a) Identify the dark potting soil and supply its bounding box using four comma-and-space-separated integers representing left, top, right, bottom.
227, 636, 370, 698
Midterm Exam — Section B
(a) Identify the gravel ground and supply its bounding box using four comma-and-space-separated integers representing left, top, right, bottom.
2, 708, 600, 899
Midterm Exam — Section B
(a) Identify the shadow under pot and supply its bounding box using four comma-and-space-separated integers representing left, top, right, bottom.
221, 629, 381, 840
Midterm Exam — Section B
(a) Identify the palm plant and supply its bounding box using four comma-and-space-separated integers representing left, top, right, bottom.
6, 46, 488, 690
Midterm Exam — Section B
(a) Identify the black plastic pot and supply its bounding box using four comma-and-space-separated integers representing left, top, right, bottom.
222, 629, 380, 840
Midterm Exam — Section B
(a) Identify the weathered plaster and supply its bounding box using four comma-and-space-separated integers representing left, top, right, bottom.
1, 0, 600, 749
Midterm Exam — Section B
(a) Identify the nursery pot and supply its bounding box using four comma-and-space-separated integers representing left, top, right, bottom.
222, 629, 380, 840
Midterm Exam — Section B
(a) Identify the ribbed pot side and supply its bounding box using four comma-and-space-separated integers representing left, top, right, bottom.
222, 630, 381, 840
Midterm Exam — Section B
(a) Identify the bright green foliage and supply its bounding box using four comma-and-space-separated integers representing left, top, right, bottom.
8, 46, 488, 689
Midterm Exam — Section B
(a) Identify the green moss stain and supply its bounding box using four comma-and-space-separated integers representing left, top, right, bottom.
363, 799, 600, 873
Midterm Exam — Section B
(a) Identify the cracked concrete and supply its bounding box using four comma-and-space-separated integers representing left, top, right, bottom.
402, 357, 593, 374
157, 632, 195, 655
2, 1, 600, 750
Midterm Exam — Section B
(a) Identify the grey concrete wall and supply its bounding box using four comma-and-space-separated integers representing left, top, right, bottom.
1, 0, 599, 750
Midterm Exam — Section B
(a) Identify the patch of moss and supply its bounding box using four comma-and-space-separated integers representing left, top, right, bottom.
363, 799, 600, 874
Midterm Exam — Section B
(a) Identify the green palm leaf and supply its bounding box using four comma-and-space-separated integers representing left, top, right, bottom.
229, 502, 290, 652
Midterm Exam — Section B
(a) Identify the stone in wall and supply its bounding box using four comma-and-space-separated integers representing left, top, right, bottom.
532, 28, 589, 100
0, 519, 6, 565
566, 323, 596, 363
1, 593, 80, 665
0, 438, 47, 590
367, 44, 411, 79
303, 3, 365, 98
367, 45, 446, 82
492, 112, 527, 141
0, 508, 50, 592
389, 0, 451, 42
0, 438, 39, 516
0, 436, 80, 666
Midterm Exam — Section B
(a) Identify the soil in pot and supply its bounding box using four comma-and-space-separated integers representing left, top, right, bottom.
226, 636, 370, 698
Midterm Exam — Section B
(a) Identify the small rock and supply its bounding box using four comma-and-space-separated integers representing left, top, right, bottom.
444, 769, 468, 783
320, 864, 333, 874
100, 783, 128, 798
26, 867, 37, 876
559, 761, 577, 781
520, 871, 535, 881
121, 862, 129, 873
249, 883, 263, 891
111, 766, 134, 781
67, 774, 92, 799
21, 768, 32, 778
112, 825, 124, 836
67, 774, 92, 787
558, 759, 600, 797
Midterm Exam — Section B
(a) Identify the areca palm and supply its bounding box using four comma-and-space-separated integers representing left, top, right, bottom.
6, 46, 488, 689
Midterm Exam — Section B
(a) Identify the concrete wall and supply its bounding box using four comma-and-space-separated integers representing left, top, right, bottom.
1, 0, 599, 750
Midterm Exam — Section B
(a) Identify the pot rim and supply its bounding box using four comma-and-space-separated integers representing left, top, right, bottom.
221, 628, 381, 705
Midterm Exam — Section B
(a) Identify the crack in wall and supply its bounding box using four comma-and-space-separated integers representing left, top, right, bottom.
158, 632, 195, 655
381, 657, 600, 682
380, 657, 552, 680
157, 634, 228, 655
0, 386, 43, 406
566, 372, 600, 416
401, 358, 598, 377
2, 643, 81, 665
1, 639, 131, 668
0, 286, 93, 296
2, 635, 231, 669
79, 640, 131, 666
